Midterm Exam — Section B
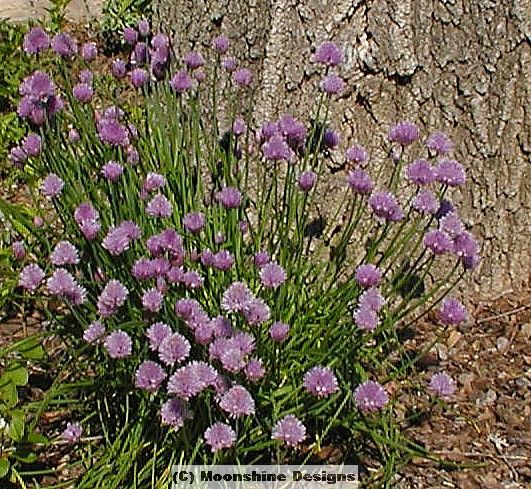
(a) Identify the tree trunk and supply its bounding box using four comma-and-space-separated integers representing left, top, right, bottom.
154, 0, 531, 300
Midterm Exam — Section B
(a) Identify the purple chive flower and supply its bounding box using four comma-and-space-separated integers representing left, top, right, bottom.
254, 251, 270, 268
216, 187, 242, 208
412, 190, 439, 214
359, 287, 386, 312
221, 282, 253, 312
8, 147, 26, 167
262, 135, 292, 161
297, 171, 317, 192
137, 19, 150, 36
68, 128, 80, 142
146, 194, 173, 218
142, 288, 164, 313
46, 268, 86, 305
314, 41, 343, 66
159, 333, 191, 366
232, 68, 252, 87
201, 249, 215, 267
232, 117, 246, 136
272, 415, 306, 447
81, 42, 97, 61
354, 307, 379, 331
260, 262, 287, 288
213, 251, 234, 271
323, 129, 340, 149
245, 358, 266, 381
123, 27, 138, 44
242, 298, 271, 326
83, 321, 105, 343
435, 199, 455, 220
79, 220, 101, 241
132, 42, 148, 65
355, 264, 382, 289
428, 372, 456, 398
369, 191, 404, 221
101, 161, 123, 182
406, 159, 435, 185
40, 174, 64, 198
279, 115, 308, 148
18, 264, 45, 291
12, 241, 25, 260
146, 322, 172, 351
73, 83, 93, 103
167, 364, 205, 400
104, 330, 132, 358
79, 69, 93, 84
143, 172, 166, 192
453, 231, 479, 260
51, 33, 77, 58
355, 381, 388, 413
111, 59, 127, 79
161, 398, 185, 428
439, 212, 465, 238
33, 216, 44, 228
97, 280, 128, 318
304, 366, 338, 397
102, 221, 140, 255
388, 121, 420, 146
219, 385, 255, 418
170, 70, 193, 93
346, 169, 374, 195
50, 241, 79, 265
346, 145, 368, 166
424, 229, 454, 255
23, 27, 50, 54
135, 360, 166, 392
426, 132, 453, 155
131, 68, 148, 88
438, 298, 467, 325
184, 51, 205, 70
222, 56, 237, 71
183, 212, 205, 233
435, 160, 466, 187
269, 321, 289, 343
74, 203, 99, 224
97, 118, 130, 147
22, 133, 42, 157
212, 36, 230, 54
61, 422, 82, 443
320, 73, 345, 95
204, 423, 236, 452
175, 298, 202, 320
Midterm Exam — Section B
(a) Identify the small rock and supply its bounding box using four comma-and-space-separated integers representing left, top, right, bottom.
496, 336, 510, 351
476, 389, 497, 405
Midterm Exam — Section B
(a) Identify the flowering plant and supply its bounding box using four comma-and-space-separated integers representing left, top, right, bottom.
5, 21, 479, 486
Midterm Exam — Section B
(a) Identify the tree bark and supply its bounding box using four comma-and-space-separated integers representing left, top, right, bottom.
154, 0, 531, 300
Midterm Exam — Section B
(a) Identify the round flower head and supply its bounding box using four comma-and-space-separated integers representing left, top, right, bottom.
142, 288, 164, 313
260, 262, 287, 288
213, 251, 234, 271
81, 42, 97, 61
11, 241, 25, 260
346, 145, 368, 166
262, 135, 292, 161
254, 251, 270, 268
101, 161, 123, 182
439, 211, 465, 239
453, 230, 479, 260
34, 216, 44, 228
269, 321, 289, 343
184, 51, 205, 70
219, 385, 255, 418
68, 128, 80, 142
435, 199, 455, 220
216, 187, 242, 208
272, 415, 306, 447
212, 35, 229, 53
161, 398, 186, 428
354, 380, 388, 413
97, 279, 128, 317
222, 56, 237, 71
412, 189, 439, 214
24, 27, 50, 54
221, 281, 253, 312
428, 372, 456, 399
22, 133, 42, 157
74, 202, 99, 224
424, 229, 454, 255
167, 364, 205, 400
426, 132, 453, 155
323, 129, 340, 149
131, 68, 149, 88
83, 321, 105, 343
143, 172, 166, 192
9, 146, 26, 167
406, 159, 435, 185
355, 264, 382, 289
46, 268, 86, 305
303, 366, 338, 397
204, 423, 236, 452
435, 160, 466, 187
170, 70, 193, 93
358, 287, 386, 312
243, 298, 271, 326
135, 360, 166, 393
146, 194, 173, 218
50, 240, 79, 265
61, 422, 82, 443
97, 118, 130, 147
314, 41, 343, 66
297, 171, 317, 192
369, 191, 404, 221
245, 358, 266, 381
40, 173, 64, 198
123, 27, 138, 44
104, 330, 132, 358
354, 307, 379, 331
158, 333, 191, 366
183, 212, 205, 233
111, 59, 127, 79
18, 264, 45, 291
346, 169, 374, 195
51, 33, 77, 58
388, 121, 420, 146
146, 322, 172, 351
137, 19, 150, 36
438, 298, 467, 325
73, 83, 93, 103
232, 68, 252, 87
320, 73, 345, 95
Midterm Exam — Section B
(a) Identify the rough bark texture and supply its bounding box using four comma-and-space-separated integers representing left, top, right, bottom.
154, 0, 531, 300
